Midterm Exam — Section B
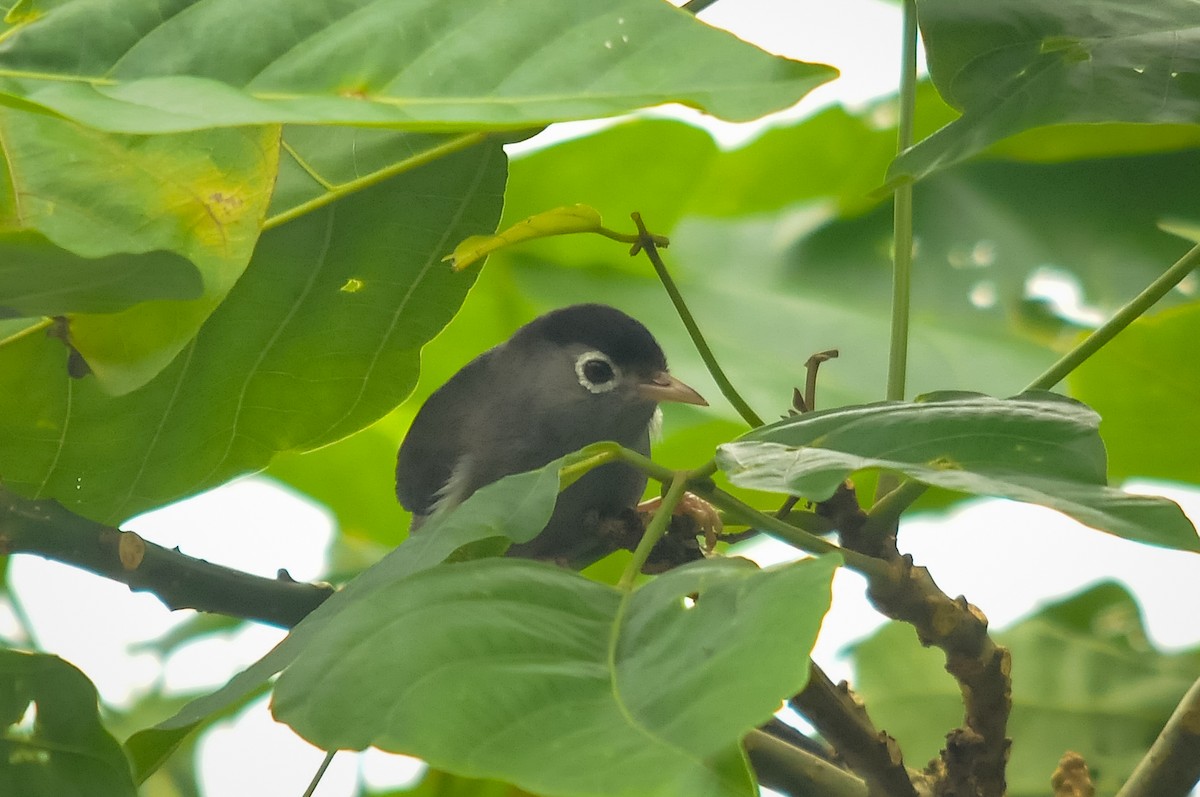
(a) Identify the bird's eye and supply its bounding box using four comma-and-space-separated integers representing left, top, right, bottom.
583, 358, 614, 384
575, 351, 619, 394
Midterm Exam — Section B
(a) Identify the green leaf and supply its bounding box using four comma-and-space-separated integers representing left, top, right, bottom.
272, 553, 839, 797
852, 583, 1200, 797
0, 140, 505, 523
400, 768, 541, 797
716, 391, 1200, 551
121, 683, 266, 786
155, 456, 568, 734
0, 0, 835, 134
0, 108, 278, 393
1070, 301, 1200, 484
266, 127, 485, 224
0, 648, 136, 797
892, 0, 1200, 183
0, 231, 201, 316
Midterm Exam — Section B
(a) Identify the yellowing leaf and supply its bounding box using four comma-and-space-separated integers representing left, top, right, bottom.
445, 204, 603, 271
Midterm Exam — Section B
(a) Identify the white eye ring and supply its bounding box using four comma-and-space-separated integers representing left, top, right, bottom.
575, 351, 619, 394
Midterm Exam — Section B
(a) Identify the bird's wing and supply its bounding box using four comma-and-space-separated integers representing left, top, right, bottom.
395, 350, 493, 519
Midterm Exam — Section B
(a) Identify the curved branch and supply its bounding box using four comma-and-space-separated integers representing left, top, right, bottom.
816, 485, 1010, 797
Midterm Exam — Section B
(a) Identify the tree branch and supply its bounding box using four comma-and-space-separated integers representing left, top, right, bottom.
818, 485, 1011, 797
790, 661, 918, 797
0, 486, 333, 628
1115, 674, 1200, 797
744, 727, 868, 797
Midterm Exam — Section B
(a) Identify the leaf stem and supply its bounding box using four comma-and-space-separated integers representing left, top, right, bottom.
629, 212, 766, 428
886, 0, 919, 403
301, 751, 336, 797
619, 471, 688, 590
1025, 241, 1200, 391
704, 489, 884, 577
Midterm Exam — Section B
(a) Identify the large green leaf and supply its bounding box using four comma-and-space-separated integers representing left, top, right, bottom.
0, 108, 278, 392
0, 0, 834, 134
496, 84, 957, 273
0, 648, 136, 797
154, 456, 567, 738
852, 583, 1200, 797
0, 141, 505, 523
1071, 302, 1200, 484
892, 0, 1200, 183
272, 553, 839, 797
267, 128, 491, 223
716, 392, 1199, 551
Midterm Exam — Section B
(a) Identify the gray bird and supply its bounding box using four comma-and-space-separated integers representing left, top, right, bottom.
396, 303, 707, 566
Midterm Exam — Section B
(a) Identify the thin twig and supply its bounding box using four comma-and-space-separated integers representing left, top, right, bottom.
1115, 675, 1200, 797
629, 212, 766, 427
301, 751, 337, 797
1025, 241, 1200, 391
804, 350, 839, 413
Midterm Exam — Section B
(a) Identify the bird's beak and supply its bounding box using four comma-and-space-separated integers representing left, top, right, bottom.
638, 371, 708, 406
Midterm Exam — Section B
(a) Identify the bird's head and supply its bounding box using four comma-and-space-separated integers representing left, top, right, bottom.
502, 304, 707, 445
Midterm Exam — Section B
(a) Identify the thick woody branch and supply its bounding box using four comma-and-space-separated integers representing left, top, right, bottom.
0, 486, 333, 628
821, 485, 1011, 797
790, 661, 918, 797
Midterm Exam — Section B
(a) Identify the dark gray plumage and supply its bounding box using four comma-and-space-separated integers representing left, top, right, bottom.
396, 304, 706, 566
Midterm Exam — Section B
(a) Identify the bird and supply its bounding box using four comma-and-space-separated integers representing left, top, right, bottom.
396, 303, 707, 567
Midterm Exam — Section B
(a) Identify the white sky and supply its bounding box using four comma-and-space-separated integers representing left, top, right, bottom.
5, 2, 1198, 795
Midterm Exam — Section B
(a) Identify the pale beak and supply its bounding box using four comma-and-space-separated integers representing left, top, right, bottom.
637, 371, 708, 406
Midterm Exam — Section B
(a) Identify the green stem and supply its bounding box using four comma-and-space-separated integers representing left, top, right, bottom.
630, 213, 766, 428
865, 479, 928, 535
301, 751, 336, 797
704, 489, 885, 578
886, 0, 919, 403
1025, 241, 1200, 391
606, 443, 676, 484
619, 471, 689, 590
596, 225, 669, 248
